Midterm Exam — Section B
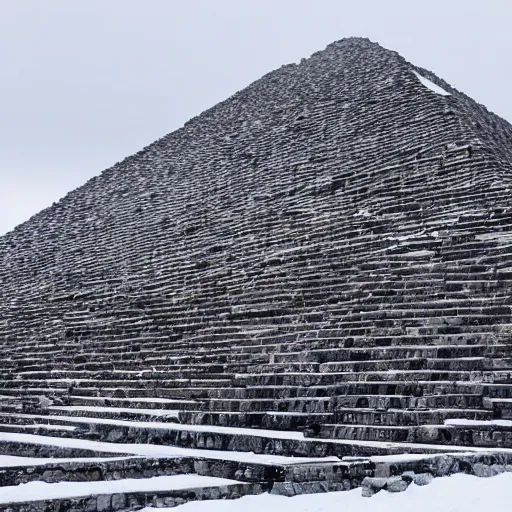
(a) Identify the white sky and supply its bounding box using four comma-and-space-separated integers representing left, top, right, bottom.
1, 0, 511, 235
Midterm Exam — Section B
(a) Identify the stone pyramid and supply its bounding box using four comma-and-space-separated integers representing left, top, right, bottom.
2, 38, 512, 509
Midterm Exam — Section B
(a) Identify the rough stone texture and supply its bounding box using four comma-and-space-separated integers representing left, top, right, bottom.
2, 35, 512, 509
1, 37, 512, 442
0, 441, 125, 459
0, 457, 195, 487
371, 451, 512, 481
0, 417, 465, 458
413, 472, 434, 486
361, 475, 411, 496
1, 482, 263, 512
385, 476, 410, 493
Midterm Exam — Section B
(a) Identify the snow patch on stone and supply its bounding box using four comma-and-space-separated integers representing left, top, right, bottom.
50, 406, 180, 417
0, 455, 132, 468
412, 71, 451, 96
445, 418, 512, 428
399, 250, 435, 258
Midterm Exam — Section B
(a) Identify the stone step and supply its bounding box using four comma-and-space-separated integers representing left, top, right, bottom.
273, 344, 512, 364
3, 379, 494, 405
0, 434, 129, 459
0, 429, 389, 505
269, 459, 376, 496
317, 423, 415, 443
203, 396, 334, 413
334, 394, 484, 410
1, 413, 471, 458
48, 406, 182, 423
207, 381, 490, 399
0, 378, 235, 391
318, 418, 512, 448
234, 370, 491, 386
54, 331, 499, 353
0, 422, 79, 436
60, 383, 427, 401
0, 474, 263, 511
489, 399, 512, 419
0, 456, 195, 487
12, 353, 506, 381
486, 384, 512, 399
282, 460, 372, 483
334, 407, 492, 426
318, 357, 490, 372
177, 410, 335, 430
68, 395, 204, 410
0, 449, 362, 491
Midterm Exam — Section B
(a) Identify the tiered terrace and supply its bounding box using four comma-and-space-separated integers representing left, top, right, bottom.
1, 37, 512, 509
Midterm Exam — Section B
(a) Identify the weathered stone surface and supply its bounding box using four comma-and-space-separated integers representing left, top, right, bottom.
0, 457, 196, 487
386, 476, 410, 493
1, 483, 263, 512
2, 35, 512, 509
402, 471, 434, 486
472, 463, 504, 478
2, 36, 512, 442
413, 472, 434, 486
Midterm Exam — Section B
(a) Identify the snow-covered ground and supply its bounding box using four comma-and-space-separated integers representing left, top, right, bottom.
141, 472, 511, 512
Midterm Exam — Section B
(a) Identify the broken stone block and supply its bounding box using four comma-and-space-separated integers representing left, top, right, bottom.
386, 476, 410, 493
413, 473, 434, 486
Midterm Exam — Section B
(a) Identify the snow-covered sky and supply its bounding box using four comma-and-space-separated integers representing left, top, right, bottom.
1, 0, 511, 235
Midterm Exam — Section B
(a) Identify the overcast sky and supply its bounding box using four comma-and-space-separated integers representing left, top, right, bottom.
1, 0, 511, 235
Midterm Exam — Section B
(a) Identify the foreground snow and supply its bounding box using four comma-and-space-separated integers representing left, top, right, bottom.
142, 472, 511, 512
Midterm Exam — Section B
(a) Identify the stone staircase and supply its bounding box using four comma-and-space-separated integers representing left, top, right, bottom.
1, 409, 512, 510
0, 421, 374, 510
2, 36, 512, 509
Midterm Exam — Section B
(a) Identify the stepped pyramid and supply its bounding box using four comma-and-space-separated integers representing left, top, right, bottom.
2, 37, 512, 509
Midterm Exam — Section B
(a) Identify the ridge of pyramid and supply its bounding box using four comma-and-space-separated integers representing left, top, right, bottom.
125, 37, 512, 185
1, 38, 511, 249
2, 37, 511, 242
320, 38, 512, 168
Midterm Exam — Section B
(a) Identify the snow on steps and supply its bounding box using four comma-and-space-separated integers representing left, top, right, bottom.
0, 431, 341, 465
0, 474, 260, 511
3, 407, 512, 509
2, 431, 512, 510
0, 412, 487, 459
0, 431, 356, 487
0, 432, 372, 510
